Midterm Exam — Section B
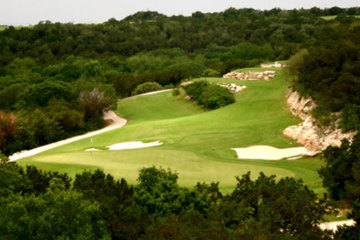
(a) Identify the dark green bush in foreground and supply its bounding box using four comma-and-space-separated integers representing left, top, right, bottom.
132, 82, 163, 95
184, 81, 235, 109
0, 164, 331, 239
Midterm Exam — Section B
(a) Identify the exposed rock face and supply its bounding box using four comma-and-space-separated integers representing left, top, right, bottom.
223, 71, 275, 81
286, 91, 316, 120
283, 91, 356, 152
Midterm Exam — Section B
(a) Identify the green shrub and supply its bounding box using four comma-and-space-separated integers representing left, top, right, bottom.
184, 81, 209, 101
133, 82, 163, 95
184, 81, 235, 109
164, 83, 175, 89
340, 104, 360, 132
201, 85, 235, 109
172, 88, 180, 96
202, 68, 220, 77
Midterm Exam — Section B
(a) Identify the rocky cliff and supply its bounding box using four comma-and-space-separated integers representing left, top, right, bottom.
283, 91, 356, 152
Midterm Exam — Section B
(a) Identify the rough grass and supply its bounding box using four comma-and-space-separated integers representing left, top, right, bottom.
19, 68, 325, 194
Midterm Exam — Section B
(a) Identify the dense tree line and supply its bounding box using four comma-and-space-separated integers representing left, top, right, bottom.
1, 7, 359, 66
0, 164, 332, 239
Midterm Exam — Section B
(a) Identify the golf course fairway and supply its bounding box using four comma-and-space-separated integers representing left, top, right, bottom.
18, 67, 326, 194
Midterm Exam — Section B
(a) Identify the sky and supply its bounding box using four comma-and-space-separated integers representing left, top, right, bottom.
0, 0, 359, 26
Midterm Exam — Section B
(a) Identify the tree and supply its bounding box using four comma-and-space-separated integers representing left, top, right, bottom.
142, 210, 234, 240
227, 172, 327, 238
15, 109, 63, 147
73, 170, 143, 240
0, 83, 29, 110
0, 164, 29, 197
79, 88, 114, 119
0, 111, 16, 151
334, 199, 360, 239
319, 135, 360, 202
46, 99, 84, 132
0, 150, 8, 164
132, 82, 163, 95
19, 81, 72, 108
184, 81, 235, 109
0, 178, 110, 239
82, 60, 103, 78
135, 167, 182, 216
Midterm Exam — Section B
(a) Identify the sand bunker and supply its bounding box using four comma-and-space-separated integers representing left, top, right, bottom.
232, 145, 316, 160
85, 148, 101, 152
107, 141, 163, 150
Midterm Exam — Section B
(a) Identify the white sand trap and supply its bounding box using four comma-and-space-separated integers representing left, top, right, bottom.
107, 141, 163, 150
85, 148, 101, 152
232, 145, 316, 160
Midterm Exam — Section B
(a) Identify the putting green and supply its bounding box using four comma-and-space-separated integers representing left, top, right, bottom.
19, 67, 325, 194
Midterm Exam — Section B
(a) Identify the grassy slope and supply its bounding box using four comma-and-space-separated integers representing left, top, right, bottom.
19, 68, 325, 194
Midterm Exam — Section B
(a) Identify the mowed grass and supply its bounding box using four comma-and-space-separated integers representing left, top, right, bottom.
19, 68, 325, 194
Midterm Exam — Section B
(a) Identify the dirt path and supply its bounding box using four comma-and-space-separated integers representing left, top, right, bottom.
319, 219, 356, 232
9, 111, 127, 161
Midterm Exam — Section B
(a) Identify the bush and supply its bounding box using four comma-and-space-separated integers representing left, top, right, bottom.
184, 81, 210, 100
340, 104, 360, 132
132, 82, 163, 95
172, 88, 180, 96
318, 135, 360, 202
184, 81, 235, 109
202, 68, 220, 77
201, 85, 235, 109
79, 88, 114, 119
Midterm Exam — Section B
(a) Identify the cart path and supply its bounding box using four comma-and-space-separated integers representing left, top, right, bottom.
319, 219, 356, 232
9, 111, 127, 161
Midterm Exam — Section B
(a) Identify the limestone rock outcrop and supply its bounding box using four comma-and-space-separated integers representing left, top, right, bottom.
261, 62, 287, 68
223, 71, 275, 81
218, 83, 246, 93
283, 91, 356, 152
